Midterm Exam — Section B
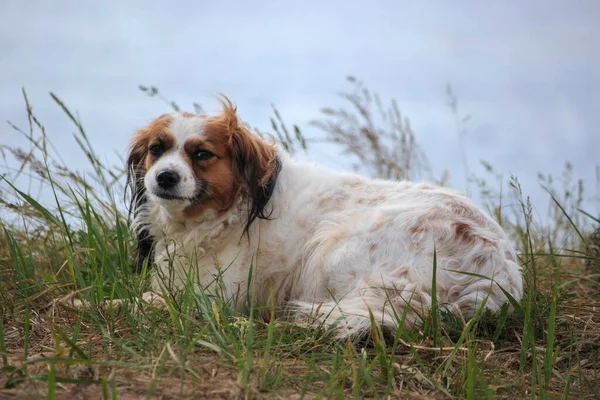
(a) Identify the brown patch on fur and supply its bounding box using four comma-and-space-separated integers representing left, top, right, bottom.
179, 111, 197, 118
317, 190, 349, 209
446, 198, 487, 226
416, 207, 444, 223
371, 216, 393, 231
219, 97, 279, 184
182, 97, 280, 222
453, 222, 494, 246
454, 222, 472, 243
408, 224, 425, 235
368, 243, 378, 252
128, 114, 173, 176
449, 201, 471, 217
183, 137, 223, 156
182, 135, 238, 218
372, 220, 385, 231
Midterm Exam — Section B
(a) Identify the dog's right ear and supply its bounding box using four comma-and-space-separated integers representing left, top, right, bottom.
217, 97, 281, 238
125, 129, 154, 273
125, 130, 148, 212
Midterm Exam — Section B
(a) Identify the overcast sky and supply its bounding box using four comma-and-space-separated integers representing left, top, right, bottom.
1, 0, 599, 220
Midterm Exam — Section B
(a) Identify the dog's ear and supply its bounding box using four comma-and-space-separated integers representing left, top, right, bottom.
125, 129, 154, 273
125, 130, 148, 211
220, 98, 281, 236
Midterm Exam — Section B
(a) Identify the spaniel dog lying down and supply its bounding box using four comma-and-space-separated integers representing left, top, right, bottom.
120, 98, 523, 339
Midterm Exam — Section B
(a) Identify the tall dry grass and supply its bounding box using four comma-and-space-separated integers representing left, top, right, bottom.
0, 78, 598, 399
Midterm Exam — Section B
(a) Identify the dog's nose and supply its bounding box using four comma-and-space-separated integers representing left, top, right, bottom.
156, 170, 180, 189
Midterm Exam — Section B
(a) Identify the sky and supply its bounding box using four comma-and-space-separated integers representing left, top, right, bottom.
1, 0, 599, 221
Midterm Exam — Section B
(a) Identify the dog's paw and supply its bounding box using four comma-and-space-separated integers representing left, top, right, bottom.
54, 291, 168, 313
55, 291, 88, 310
141, 291, 168, 309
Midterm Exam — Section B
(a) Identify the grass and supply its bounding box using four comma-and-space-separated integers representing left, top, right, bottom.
1, 79, 599, 399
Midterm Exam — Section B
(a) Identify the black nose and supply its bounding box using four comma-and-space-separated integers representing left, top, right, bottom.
156, 170, 180, 189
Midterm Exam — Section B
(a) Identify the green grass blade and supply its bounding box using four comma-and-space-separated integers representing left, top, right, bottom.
1, 177, 61, 227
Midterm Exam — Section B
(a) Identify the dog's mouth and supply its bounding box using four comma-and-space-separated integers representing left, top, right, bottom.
151, 181, 208, 204
153, 192, 191, 201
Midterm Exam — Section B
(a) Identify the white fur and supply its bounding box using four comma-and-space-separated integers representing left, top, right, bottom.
135, 125, 524, 339
170, 113, 207, 146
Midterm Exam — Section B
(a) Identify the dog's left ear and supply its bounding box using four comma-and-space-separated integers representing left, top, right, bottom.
221, 99, 281, 236
125, 130, 155, 273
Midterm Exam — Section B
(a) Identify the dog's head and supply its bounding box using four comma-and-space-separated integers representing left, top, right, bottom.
126, 97, 281, 271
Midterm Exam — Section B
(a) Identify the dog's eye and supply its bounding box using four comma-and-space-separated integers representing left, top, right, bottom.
149, 144, 163, 157
193, 150, 215, 162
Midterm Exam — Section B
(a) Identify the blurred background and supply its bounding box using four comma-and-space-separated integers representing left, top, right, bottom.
1, 0, 599, 224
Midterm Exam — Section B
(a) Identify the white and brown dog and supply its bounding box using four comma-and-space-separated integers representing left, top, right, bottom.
125, 98, 523, 338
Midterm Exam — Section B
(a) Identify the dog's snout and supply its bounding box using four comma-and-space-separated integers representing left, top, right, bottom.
156, 170, 180, 189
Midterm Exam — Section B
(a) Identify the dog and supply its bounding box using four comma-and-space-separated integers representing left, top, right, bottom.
125, 97, 523, 339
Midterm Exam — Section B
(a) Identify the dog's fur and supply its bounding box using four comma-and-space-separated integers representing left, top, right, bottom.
126, 98, 523, 338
